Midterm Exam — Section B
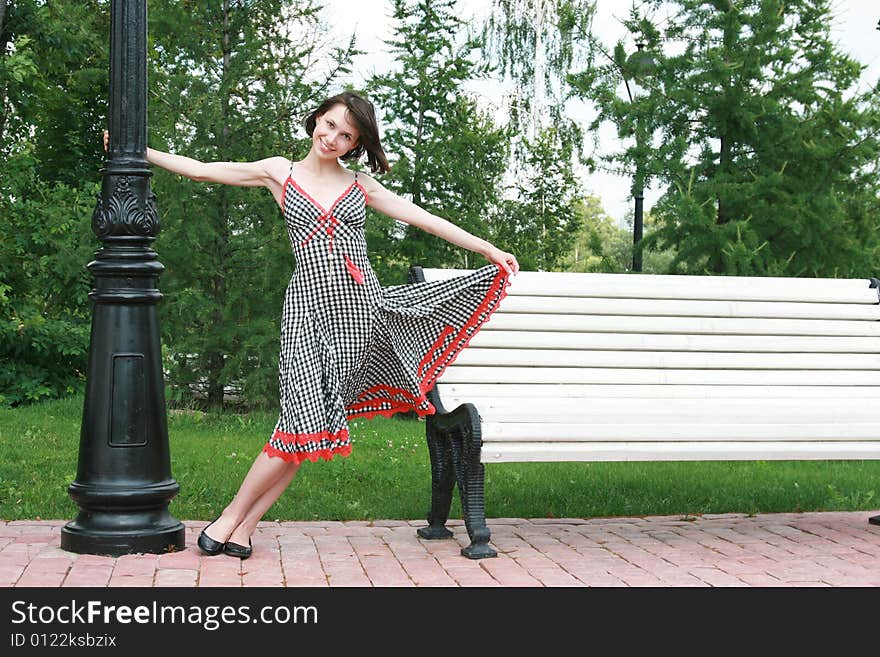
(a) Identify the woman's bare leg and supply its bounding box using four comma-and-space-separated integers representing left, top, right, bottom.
202, 450, 300, 543
226, 461, 300, 545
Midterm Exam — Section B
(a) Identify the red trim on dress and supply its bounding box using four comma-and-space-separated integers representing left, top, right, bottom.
301, 213, 340, 249
418, 325, 455, 377
348, 383, 425, 407
283, 175, 366, 216
355, 181, 369, 204
350, 406, 434, 421
287, 175, 367, 258
346, 397, 435, 420
262, 442, 352, 464
344, 255, 366, 284
271, 427, 350, 445
263, 426, 352, 463
345, 264, 510, 418
418, 265, 509, 394
288, 176, 357, 215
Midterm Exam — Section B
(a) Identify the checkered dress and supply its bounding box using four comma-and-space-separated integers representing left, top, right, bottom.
262, 168, 510, 464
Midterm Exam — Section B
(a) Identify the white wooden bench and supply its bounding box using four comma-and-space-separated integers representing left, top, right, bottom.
407, 266, 880, 558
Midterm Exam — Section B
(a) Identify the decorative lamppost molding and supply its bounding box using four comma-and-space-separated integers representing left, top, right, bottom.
92, 175, 160, 239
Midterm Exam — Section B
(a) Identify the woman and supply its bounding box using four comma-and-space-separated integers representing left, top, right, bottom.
109, 90, 518, 559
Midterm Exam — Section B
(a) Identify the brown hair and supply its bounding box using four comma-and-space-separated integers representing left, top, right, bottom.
304, 91, 391, 174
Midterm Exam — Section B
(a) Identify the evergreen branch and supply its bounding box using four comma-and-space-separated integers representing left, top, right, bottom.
809, 127, 880, 201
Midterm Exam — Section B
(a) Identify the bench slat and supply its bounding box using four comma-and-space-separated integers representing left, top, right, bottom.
453, 348, 880, 370
436, 383, 880, 399
468, 397, 880, 423
480, 422, 880, 441
480, 441, 880, 463
466, 331, 880, 353
483, 313, 880, 336
498, 296, 880, 320
421, 268, 879, 303
439, 366, 880, 385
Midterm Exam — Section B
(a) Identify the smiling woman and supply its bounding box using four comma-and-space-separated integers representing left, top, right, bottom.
105, 89, 520, 560
303, 92, 386, 173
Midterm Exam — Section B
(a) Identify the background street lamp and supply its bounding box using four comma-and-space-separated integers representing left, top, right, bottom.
625, 42, 656, 272
60, 0, 184, 556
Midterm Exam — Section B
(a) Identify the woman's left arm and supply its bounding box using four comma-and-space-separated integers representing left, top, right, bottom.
364, 177, 519, 276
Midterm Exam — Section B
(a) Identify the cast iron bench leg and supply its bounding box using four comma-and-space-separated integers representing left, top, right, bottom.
457, 412, 495, 559
416, 403, 496, 559
416, 421, 455, 540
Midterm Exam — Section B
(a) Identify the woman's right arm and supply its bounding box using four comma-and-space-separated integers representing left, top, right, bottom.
147, 148, 287, 188
103, 130, 286, 189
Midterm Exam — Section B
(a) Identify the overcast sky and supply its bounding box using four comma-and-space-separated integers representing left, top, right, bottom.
320, 0, 880, 225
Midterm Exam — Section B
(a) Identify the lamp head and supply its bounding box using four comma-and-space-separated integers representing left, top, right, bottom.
627, 43, 657, 80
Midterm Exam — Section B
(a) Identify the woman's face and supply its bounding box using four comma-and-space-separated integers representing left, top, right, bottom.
312, 103, 360, 160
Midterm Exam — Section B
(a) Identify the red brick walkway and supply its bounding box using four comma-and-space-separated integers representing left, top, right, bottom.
2, 512, 879, 587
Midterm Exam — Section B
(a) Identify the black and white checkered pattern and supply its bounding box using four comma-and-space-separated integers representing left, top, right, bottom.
263, 168, 509, 464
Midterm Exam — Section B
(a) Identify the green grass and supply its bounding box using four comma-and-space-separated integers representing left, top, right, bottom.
1, 395, 878, 521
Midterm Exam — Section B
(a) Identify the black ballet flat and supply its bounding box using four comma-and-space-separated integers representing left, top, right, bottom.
197, 516, 225, 556
223, 539, 253, 560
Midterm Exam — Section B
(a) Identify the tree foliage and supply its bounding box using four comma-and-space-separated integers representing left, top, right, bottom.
366, 0, 510, 282
482, 0, 594, 149
571, 0, 880, 277
0, 1, 107, 406
561, 198, 675, 274
489, 126, 583, 271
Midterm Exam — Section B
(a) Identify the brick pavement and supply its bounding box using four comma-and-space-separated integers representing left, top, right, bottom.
1, 511, 879, 587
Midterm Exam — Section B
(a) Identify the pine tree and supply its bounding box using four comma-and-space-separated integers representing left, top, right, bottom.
479, 0, 595, 273
489, 126, 583, 271
571, 0, 880, 277
366, 0, 509, 281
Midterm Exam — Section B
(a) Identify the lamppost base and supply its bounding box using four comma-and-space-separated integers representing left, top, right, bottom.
61, 513, 185, 556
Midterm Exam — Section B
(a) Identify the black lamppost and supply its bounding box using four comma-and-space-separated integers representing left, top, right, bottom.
625, 43, 656, 272
60, 0, 185, 556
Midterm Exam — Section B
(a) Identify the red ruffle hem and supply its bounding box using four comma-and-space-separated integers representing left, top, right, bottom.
262, 428, 353, 465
